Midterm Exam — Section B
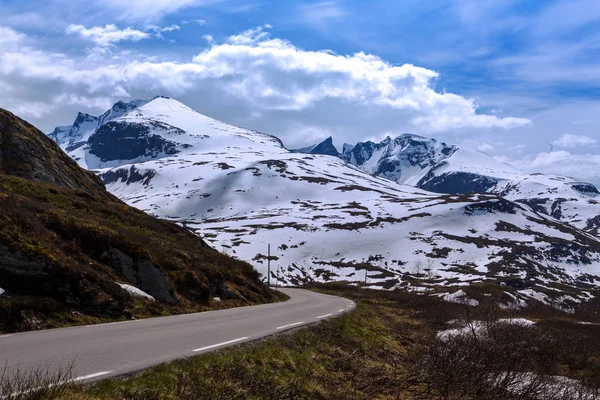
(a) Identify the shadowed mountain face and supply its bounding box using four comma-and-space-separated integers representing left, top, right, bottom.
292, 136, 340, 157
0, 108, 268, 333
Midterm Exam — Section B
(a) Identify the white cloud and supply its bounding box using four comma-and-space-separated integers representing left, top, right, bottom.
191, 26, 530, 133
151, 24, 180, 32
300, 1, 347, 27
552, 134, 597, 148
0, 26, 26, 48
225, 24, 272, 45
518, 151, 600, 183
477, 143, 493, 152
66, 24, 150, 46
100, 0, 206, 22
1, 24, 529, 147
146, 24, 181, 40
181, 19, 206, 25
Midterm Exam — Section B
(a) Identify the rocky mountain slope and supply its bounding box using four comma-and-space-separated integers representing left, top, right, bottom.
48, 97, 600, 308
0, 108, 269, 332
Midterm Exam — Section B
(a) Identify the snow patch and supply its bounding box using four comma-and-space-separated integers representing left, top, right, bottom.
437, 318, 536, 340
117, 283, 155, 301
433, 289, 479, 306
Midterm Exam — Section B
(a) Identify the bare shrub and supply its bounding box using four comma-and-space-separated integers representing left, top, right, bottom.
0, 363, 77, 399
409, 311, 600, 400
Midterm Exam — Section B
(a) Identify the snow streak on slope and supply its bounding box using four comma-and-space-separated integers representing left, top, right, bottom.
49, 98, 600, 307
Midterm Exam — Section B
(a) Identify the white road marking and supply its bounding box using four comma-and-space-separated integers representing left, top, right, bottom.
83, 321, 132, 328
338, 309, 345, 312
276, 321, 304, 330
2, 371, 113, 398
316, 314, 332, 319
193, 337, 249, 352
74, 371, 113, 381
0, 335, 12, 338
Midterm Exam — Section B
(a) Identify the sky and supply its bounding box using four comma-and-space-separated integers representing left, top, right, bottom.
1, 0, 600, 183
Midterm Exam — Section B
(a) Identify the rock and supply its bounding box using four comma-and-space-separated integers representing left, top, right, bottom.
108, 248, 178, 304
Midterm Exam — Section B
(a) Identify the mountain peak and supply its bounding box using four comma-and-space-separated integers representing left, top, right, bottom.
291, 136, 340, 156
74, 112, 98, 124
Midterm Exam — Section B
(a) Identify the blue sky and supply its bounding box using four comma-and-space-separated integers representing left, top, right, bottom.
1, 0, 600, 182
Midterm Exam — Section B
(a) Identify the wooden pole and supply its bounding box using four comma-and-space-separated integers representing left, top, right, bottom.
267, 243, 271, 288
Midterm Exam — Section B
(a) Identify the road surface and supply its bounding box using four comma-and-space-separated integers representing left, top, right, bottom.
0, 288, 354, 387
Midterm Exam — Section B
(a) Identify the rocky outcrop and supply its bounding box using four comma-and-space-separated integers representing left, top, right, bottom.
89, 121, 180, 163
419, 171, 500, 194
108, 248, 177, 304
292, 136, 340, 157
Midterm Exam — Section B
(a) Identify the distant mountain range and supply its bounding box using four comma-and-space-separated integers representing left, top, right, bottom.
297, 134, 600, 235
47, 96, 600, 309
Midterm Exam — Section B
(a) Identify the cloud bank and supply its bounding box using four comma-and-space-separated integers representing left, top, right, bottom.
0, 25, 529, 144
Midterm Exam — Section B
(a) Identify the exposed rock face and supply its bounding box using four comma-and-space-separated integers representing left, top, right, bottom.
309, 137, 340, 156
89, 121, 180, 162
418, 171, 500, 194
292, 136, 340, 157
0, 109, 106, 193
108, 248, 177, 304
101, 165, 156, 186
572, 183, 600, 195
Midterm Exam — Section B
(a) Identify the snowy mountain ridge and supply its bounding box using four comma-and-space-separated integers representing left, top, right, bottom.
48, 97, 600, 308
296, 134, 600, 234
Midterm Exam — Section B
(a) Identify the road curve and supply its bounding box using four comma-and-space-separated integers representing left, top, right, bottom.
0, 288, 354, 387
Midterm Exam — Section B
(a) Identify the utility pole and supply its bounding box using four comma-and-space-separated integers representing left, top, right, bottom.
364, 269, 368, 285
267, 243, 271, 288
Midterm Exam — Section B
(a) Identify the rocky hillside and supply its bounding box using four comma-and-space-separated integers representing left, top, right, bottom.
48, 98, 600, 309
0, 108, 269, 333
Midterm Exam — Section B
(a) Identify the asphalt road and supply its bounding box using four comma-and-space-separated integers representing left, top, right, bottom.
0, 288, 354, 388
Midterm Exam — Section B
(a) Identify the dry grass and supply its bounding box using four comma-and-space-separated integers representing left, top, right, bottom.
4, 285, 599, 399
0, 363, 77, 400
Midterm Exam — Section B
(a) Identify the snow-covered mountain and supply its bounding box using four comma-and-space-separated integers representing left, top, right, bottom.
301, 134, 600, 234
48, 97, 600, 307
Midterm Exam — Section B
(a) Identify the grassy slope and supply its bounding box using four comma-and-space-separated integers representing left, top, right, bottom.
39, 285, 600, 400
0, 109, 278, 333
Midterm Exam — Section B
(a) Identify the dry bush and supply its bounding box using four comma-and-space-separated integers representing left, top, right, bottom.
0, 363, 77, 400
409, 306, 600, 400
